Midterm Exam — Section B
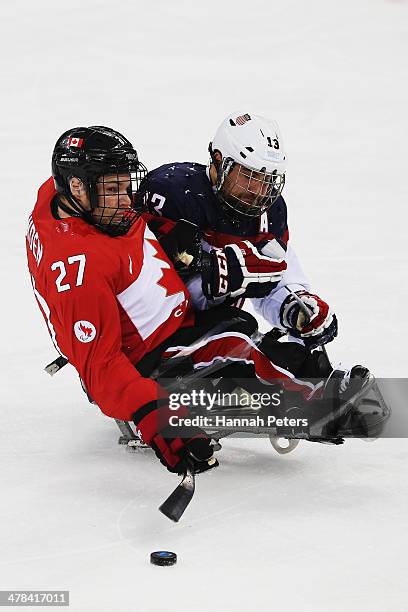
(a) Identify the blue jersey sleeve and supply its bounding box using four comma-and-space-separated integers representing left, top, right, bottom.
266, 196, 288, 244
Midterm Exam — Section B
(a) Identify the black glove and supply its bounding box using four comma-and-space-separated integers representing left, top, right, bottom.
132, 400, 217, 474
148, 217, 202, 280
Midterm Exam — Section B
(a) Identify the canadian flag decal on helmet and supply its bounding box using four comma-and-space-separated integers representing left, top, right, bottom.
68, 137, 84, 148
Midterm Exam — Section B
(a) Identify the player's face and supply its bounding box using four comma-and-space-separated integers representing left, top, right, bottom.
220, 163, 276, 216
93, 173, 132, 226
222, 163, 272, 206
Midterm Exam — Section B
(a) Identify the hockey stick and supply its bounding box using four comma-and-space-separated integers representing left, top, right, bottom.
285, 287, 330, 359
159, 460, 195, 522
157, 319, 254, 522
157, 380, 243, 523
44, 355, 68, 376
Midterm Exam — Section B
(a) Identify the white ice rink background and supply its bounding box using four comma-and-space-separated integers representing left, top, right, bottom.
1, 1, 408, 610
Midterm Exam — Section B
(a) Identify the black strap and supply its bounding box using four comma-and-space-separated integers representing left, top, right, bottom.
131, 399, 167, 427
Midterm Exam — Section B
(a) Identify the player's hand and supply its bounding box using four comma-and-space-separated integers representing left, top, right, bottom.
147, 217, 202, 279
131, 401, 216, 474
201, 239, 287, 300
280, 290, 338, 349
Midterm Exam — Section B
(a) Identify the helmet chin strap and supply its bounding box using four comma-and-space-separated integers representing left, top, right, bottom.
57, 188, 93, 222
210, 156, 249, 226
217, 157, 234, 192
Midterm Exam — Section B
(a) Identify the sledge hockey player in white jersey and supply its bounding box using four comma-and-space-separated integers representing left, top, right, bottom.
138, 111, 336, 358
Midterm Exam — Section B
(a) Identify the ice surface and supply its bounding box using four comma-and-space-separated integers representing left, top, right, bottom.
1, 0, 408, 610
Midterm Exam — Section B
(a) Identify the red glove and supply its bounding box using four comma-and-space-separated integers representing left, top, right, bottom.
132, 400, 215, 474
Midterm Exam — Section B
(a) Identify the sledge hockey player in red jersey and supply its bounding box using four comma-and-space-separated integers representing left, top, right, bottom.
26, 126, 382, 478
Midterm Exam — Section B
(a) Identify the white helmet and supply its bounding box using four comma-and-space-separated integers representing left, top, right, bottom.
209, 111, 286, 218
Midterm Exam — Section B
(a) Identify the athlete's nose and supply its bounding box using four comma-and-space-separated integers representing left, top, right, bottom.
119, 193, 132, 207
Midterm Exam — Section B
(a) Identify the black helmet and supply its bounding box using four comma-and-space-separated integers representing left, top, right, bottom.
52, 126, 147, 236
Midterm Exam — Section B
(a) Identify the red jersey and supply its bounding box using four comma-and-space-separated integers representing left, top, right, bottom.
26, 178, 192, 420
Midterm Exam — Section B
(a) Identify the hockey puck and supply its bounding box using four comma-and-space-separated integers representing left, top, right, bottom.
150, 551, 177, 566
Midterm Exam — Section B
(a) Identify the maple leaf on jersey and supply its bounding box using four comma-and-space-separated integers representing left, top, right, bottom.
146, 238, 183, 298
79, 323, 93, 337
